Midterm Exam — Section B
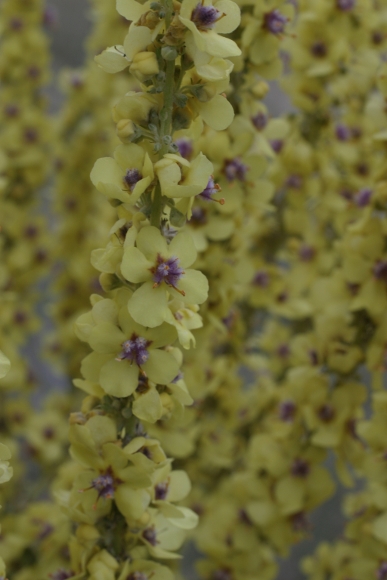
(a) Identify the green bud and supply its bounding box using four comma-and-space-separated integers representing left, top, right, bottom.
161, 46, 178, 61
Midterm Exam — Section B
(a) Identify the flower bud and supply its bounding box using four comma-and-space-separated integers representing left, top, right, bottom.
252, 81, 270, 99
130, 52, 159, 82
116, 119, 135, 142
161, 46, 178, 61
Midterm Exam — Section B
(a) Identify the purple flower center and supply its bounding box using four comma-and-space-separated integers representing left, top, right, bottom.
286, 174, 302, 189
49, 570, 74, 580
374, 260, 387, 282
142, 526, 158, 546
189, 206, 208, 226
224, 158, 248, 182
355, 188, 372, 207
10, 17, 23, 31
299, 245, 315, 262
213, 570, 233, 580
251, 112, 268, 131
191, 3, 222, 30
336, 0, 355, 10
43, 7, 58, 28
253, 270, 269, 287
291, 511, 309, 532
70, 73, 84, 88
309, 349, 319, 366
318, 404, 335, 422
152, 254, 184, 291
198, 177, 223, 203
91, 471, 115, 500
335, 124, 351, 141
118, 335, 150, 366
291, 458, 310, 478
127, 573, 148, 580
372, 31, 384, 45
270, 139, 284, 153
277, 343, 290, 358
124, 168, 142, 191
378, 562, 387, 580
155, 481, 169, 500
279, 400, 296, 422
264, 9, 287, 35
175, 138, 193, 159
28, 66, 41, 79
4, 103, 19, 117
311, 41, 327, 58
24, 128, 38, 143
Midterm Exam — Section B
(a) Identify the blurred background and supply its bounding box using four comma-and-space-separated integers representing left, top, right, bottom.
45, 2, 356, 578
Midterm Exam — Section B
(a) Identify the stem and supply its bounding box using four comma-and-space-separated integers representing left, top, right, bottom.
150, 55, 176, 228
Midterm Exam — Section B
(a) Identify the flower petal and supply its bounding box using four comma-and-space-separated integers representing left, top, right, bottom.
95, 46, 128, 73
128, 282, 169, 328
121, 246, 153, 283
171, 269, 208, 304
214, 0, 241, 34
88, 322, 125, 353
99, 359, 138, 397
197, 95, 234, 131
169, 230, 197, 268
116, 0, 150, 21
136, 226, 168, 260
143, 350, 180, 384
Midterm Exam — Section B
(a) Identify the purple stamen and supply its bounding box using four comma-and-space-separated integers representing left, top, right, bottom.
213, 570, 232, 580
43, 7, 58, 28
10, 17, 23, 31
279, 400, 296, 422
175, 138, 193, 160
291, 511, 309, 532
336, 0, 356, 10
198, 177, 223, 203
4, 104, 19, 117
335, 124, 351, 141
277, 343, 290, 358
318, 404, 335, 422
152, 255, 184, 290
191, 3, 222, 30
270, 139, 284, 153
49, 570, 74, 580
298, 245, 315, 262
286, 174, 302, 189
251, 112, 268, 131
291, 458, 310, 478
374, 260, 387, 282
142, 526, 158, 546
91, 472, 115, 500
309, 349, 319, 366
377, 562, 387, 580
264, 9, 288, 35
224, 158, 248, 182
253, 270, 270, 288
311, 41, 327, 58
155, 481, 169, 500
372, 31, 384, 45
117, 335, 150, 366
124, 169, 142, 192
189, 207, 208, 226
28, 66, 41, 79
355, 188, 372, 207
24, 128, 38, 143
127, 573, 148, 580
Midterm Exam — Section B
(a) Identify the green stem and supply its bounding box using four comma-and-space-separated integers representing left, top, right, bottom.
150, 55, 176, 228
